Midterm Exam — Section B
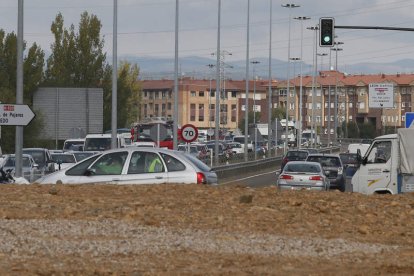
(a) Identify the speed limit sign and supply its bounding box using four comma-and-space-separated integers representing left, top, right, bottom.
180, 124, 198, 143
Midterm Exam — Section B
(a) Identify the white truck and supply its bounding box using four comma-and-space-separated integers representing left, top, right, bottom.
84, 133, 128, 151
352, 128, 414, 195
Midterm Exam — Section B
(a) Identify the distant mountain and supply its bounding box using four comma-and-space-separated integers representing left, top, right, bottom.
120, 55, 414, 80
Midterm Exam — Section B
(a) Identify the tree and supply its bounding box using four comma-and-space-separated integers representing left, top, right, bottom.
0, 29, 45, 153
101, 61, 142, 131
238, 111, 261, 135
44, 12, 106, 87
271, 107, 286, 121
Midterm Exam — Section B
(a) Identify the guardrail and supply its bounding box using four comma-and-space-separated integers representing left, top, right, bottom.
212, 146, 341, 182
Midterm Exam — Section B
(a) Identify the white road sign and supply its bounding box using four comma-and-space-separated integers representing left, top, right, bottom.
181, 124, 198, 143
369, 83, 394, 108
0, 104, 35, 126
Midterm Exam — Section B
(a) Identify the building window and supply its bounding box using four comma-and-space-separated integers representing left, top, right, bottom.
349, 102, 353, 108
154, 92, 159, 99
359, 102, 365, 109
316, 116, 321, 123
162, 91, 166, 98
231, 104, 237, 122
316, 90, 321, 97
144, 91, 148, 98
232, 91, 237, 98
155, 104, 159, 116
191, 91, 196, 97
210, 104, 215, 122
168, 103, 172, 110
220, 104, 228, 124
316, 103, 321, 109
162, 104, 166, 115
273, 103, 278, 108
289, 103, 295, 110
211, 90, 215, 97
190, 104, 196, 121
199, 91, 204, 97
279, 89, 287, 96
168, 91, 172, 99
198, 104, 204, 121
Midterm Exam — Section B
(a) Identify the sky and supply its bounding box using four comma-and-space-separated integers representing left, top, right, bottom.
1, 0, 414, 77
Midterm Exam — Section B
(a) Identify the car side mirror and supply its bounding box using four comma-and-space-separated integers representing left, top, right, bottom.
84, 168, 96, 176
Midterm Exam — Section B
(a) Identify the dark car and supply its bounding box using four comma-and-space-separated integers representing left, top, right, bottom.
22, 148, 56, 175
339, 153, 359, 178
306, 154, 345, 192
280, 150, 309, 172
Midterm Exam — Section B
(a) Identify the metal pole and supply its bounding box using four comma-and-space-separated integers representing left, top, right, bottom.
281, 3, 300, 153
15, 0, 24, 177
267, 0, 273, 155
294, 16, 310, 149
244, 0, 250, 162
308, 26, 318, 148
173, 0, 179, 150
111, 0, 118, 149
215, 0, 221, 165
251, 61, 260, 160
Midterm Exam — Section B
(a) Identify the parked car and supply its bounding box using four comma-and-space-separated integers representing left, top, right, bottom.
1, 154, 42, 182
22, 148, 55, 175
36, 148, 218, 185
226, 142, 244, 155
51, 152, 77, 171
280, 150, 309, 172
306, 154, 345, 192
276, 161, 329, 191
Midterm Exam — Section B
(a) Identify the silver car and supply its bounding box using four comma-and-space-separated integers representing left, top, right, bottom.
276, 161, 329, 191
36, 148, 218, 185
1, 154, 42, 182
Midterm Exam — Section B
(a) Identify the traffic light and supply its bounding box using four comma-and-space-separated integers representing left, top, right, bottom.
319, 17, 334, 47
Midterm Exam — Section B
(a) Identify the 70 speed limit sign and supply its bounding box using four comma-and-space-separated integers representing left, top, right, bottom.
180, 124, 198, 143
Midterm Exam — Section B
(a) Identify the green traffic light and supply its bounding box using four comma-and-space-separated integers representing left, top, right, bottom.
323, 36, 331, 43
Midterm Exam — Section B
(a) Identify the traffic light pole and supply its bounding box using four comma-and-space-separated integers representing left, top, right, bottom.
335, 26, 414, 32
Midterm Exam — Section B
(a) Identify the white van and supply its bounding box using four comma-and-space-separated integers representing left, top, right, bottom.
63, 138, 85, 152
84, 134, 126, 151
347, 143, 370, 156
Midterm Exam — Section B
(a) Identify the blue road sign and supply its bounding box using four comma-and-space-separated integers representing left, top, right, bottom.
405, 112, 414, 128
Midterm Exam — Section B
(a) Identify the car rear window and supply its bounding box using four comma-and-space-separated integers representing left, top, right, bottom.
284, 163, 321, 173
307, 156, 341, 167
286, 151, 308, 159
180, 153, 212, 172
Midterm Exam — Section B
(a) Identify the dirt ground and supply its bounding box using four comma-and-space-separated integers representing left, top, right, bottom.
0, 183, 413, 275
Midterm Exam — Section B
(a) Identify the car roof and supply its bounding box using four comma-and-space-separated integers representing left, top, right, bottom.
307, 153, 339, 158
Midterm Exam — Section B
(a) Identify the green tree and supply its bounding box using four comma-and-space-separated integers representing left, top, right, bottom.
271, 106, 286, 121
238, 111, 261, 134
102, 61, 142, 131
45, 12, 106, 87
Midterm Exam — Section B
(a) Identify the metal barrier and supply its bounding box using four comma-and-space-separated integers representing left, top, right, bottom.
212, 146, 341, 182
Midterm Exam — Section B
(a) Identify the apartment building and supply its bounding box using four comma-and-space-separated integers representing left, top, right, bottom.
139, 72, 414, 136
139, 78, 271, 131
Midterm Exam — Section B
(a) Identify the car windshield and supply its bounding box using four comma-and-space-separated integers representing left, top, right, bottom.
284, 163, 321, 173
63, 141, 84, 150
52, 154, 76, 163
4, 157, 31, 168
307, 156, 341, 167
339, 153, 358, 164
23, 150, 46, 166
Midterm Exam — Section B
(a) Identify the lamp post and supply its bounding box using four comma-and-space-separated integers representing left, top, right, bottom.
290, 57, 300, 141
331, 45, 343, 141
206, 64, 215, 130
307, 25, 318, 148
267, 0, 273, 155
282, 3, 300, 153
244, 0, 251, 162
251, 60, 260, 160
317, 53, 327, 144
294, 16, 310, 149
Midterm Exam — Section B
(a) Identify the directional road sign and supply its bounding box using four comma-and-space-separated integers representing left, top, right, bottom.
181, 124, 198, 143
0, 104, 36, 126
405, 112, 414, 128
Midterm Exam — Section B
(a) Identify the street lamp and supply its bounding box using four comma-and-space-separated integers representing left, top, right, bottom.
294, 16, 310, 149
206, 64, 215, 130
251, 60, 260, 160
282, 3, 300, 153
267, 0, 273, 155
307, 25, 318, 148
331, 46, 343, 141
244, 0, 251, 162
290, 57, 300, 137
316, 53, 327, 145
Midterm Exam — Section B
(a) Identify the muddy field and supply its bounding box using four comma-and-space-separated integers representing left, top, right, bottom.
0, 183, 413, 275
